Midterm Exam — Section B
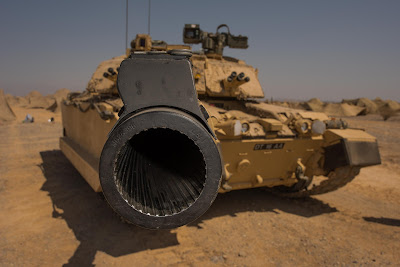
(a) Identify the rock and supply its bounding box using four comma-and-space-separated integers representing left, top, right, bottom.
308, 98, 324, 106
52, 88, 70, 99
342, 98, 378, 115
25, 90, 42, 98
323, 103, 365, 117
210, 255, 224, 263
304, 98, 325, 112
238, 251, 246, 257
46, 88, 71, 113
355, 98, 378, 114
22, 89, 71, 111
27, 95, 55, 109
373, 97, 386, 108
0, 89, 16, 122
5, 94, 29, 107
378, 100, 400, 121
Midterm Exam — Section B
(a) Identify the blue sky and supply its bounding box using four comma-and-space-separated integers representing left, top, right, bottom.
1, 0, 399, 101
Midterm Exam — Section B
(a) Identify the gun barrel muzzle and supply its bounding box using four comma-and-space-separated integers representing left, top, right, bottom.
99, 52, 222, 229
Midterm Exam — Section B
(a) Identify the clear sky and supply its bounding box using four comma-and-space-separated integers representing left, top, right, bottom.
1, 0, 399, 101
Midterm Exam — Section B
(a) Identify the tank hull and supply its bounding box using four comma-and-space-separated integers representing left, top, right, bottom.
60, 101, 380, 194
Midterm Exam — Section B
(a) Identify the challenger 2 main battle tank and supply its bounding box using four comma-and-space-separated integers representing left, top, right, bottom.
60, 24, 381, 229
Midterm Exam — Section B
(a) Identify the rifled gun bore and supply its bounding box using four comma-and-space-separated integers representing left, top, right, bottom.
99, 51, 222, 229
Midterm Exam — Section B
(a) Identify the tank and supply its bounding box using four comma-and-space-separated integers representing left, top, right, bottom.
60, 24, 381, 229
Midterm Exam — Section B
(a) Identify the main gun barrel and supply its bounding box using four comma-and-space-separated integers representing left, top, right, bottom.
99, 51, 222, 229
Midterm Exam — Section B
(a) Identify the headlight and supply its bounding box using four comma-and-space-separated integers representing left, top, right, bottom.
311, 120, 326, 135
295, 119, 310, 135
241, 122, 250, 133
233, 121, 250, 136
300, 122, 308, 133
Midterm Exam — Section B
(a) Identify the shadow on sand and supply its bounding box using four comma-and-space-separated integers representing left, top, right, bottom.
363, 217, 400, 227
39, 150, 337, 266
189, 186, 337, 229
39, 150, 179, 266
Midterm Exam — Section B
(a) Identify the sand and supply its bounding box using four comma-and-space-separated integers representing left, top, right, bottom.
0, 106, 399, 266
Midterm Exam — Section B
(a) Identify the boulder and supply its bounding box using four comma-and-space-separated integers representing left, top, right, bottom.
342, 98, 358, 105
355, 98, 378, 114
323, 103, 365, 117
27, 95, 55, 109
52, 88, 70, 99
26, 90, 42, 98
379, 100, 400, 121
47, 88, 71, 113
0, 89, 16, 122
308, 98, 324, 106
373, 97, 386, 108
5, 94, 29, 107
304, 98, 325, 112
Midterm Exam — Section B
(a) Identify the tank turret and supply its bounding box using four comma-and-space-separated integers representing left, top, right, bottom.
183, 24, 264, 99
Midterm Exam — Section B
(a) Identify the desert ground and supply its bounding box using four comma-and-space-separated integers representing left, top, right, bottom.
0, 105, 399, 266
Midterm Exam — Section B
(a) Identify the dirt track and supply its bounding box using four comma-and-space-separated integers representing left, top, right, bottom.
0, 108, 399, 266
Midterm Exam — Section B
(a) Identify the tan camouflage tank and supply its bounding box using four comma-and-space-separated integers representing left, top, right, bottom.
60, 24, 381, 229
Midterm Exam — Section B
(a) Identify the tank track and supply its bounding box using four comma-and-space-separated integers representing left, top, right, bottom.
271, 166, 361, 198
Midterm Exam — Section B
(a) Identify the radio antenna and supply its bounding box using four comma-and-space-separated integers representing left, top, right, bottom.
148, 0, 151, 35
125, 0, 129, 52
